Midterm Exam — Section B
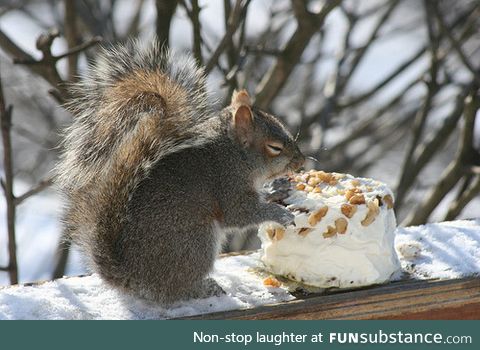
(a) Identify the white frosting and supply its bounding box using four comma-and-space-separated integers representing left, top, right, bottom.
258, 171, 401, 288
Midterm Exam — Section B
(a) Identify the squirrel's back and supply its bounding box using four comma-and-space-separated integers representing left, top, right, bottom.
56, 40, 216, 283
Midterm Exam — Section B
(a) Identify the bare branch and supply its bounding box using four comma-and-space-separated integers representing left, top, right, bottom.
326, 77, 421, 155
395, 91, 467, 209
339, 1, 479, 109
204, 0, 250, 74
395, 0, 441, 209
54, 36, 102, 62
64, 0, 80, 81
0, 28, 101, 102
339, 46, 426, 108
255, 0, 342, 109
0, 29, 61, 95
444, 175, 480, 221
14, 177, 53, 206
223, 0, 240, 70
432, 2, 480, 85
0, 69, 18, 285
339, 0, 400, 92
52, 238, 71, 279
403, 87, 480, 226
125, 0, 146, 38
191, 0, 203, 65
155, 0, 178, 48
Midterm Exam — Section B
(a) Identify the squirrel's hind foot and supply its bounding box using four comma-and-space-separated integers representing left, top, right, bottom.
198, 277, 226, 298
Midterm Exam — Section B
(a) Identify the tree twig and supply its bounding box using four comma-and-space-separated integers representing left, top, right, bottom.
155, 0, 178, 48
204, 0, 250, 74
339, 46, 427, 108
402, 86, 479, 226
191, 0, 203, 65
0, 28, 102, 102
125, 0, 145, 38
255, 0, 341, 109
395, 0, 440, 209
54, 36, 102, 61
52, 240, 71, 279
0, 68, 18, 285
432, 2, 480, 86
338, 1, 478, 110
14, 177, 53, 206
444, 175, 480, 221
64, 0, 80, 81
338, 0, 400, 93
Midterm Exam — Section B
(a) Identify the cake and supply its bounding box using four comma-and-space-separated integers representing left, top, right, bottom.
258, 170, 400, 288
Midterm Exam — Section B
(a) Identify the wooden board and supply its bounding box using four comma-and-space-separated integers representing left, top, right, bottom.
180, 277, 480, 320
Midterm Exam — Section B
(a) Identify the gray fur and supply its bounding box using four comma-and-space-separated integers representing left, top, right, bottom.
56, 39, 304, 304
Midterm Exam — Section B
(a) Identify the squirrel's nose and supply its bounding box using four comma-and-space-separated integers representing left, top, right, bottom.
292, 153, 306, 171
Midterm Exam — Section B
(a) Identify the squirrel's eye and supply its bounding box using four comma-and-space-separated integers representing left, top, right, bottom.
266, 143, 283, 157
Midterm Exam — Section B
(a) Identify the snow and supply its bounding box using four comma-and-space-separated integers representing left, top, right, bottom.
0, 252, 293, 320
0, 183, 85, 285
0, 219, 479, 319
395, 220, 480, 280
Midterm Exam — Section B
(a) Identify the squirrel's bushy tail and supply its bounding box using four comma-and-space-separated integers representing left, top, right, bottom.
56, 40, 215, 282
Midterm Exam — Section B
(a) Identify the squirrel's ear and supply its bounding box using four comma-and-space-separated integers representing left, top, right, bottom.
233, 105, 254, 147
231, 89, 254, 147
230, 89, 252, 108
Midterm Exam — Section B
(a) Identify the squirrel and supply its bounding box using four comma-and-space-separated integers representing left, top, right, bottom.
56, 39, 305, 304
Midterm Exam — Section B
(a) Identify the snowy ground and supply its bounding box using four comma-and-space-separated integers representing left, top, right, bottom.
0, 252, 294, 320
0, 184, 85, 285
0, 219, 479, 320
395, 220, 480, 280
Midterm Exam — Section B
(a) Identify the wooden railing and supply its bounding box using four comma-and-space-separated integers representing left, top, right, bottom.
181, 277, 480, 320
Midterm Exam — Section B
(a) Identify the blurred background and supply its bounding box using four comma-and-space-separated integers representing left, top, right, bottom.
0, 0, 479, 285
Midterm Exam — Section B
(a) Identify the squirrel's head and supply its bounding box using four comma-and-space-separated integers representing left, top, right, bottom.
228, 90, 305, 183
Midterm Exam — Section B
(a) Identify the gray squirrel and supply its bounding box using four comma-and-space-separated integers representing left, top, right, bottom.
56, 40, 305, 304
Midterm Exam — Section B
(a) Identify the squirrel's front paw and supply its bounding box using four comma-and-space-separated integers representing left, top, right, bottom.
269, 205, 295, 227
279, 210, 295, 227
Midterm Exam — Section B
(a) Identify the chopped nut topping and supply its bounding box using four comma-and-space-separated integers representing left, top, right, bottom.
263, 276, 281, 288
296, 183, 306, 191
349, 194, 366, 205
266, 226, 285, 241
335, 218, 348, 234
304, 185, 314, 192
361, 199, 380, 226
383, 194, 394, 209
345, 188, 362, 200
350, 179, 361, 186
341, 203, 357, 218
266, 227, 275, 240
308, 206, 329, 226
298, 227, 312, 236
316, 171, 337, 185
323, 225, 337, 238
